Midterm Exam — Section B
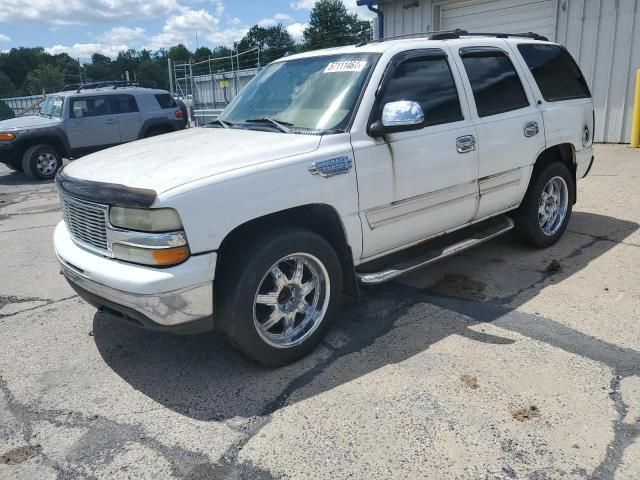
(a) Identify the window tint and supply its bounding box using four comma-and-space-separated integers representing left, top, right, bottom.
460, 49, 529, 117
71, 97, 110, 118
155, 94, 176, 109
109, 95, 139, 114
380, 54, 463, 127
517, 44, 591, 101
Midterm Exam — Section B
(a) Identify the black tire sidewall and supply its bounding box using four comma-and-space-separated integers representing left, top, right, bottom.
516, 162, 574, 248
22, 145, 62, 180
217, 228, 343, 366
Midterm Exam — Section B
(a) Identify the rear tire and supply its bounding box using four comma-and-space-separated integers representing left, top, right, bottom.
514, 162, 574, 248
217, 227, 343, 366
21, 144, 62, 180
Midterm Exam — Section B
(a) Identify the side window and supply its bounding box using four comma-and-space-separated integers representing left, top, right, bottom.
109, 95, 139, 114
154, 94, 176, 109
460, 49, 530, 118
71, 97, 110, 118
379, 54, 464, 127
517, 44, 591, 101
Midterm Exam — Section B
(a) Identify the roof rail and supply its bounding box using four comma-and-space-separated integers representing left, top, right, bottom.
74, 80, 157, 93
356, 29, 548, 46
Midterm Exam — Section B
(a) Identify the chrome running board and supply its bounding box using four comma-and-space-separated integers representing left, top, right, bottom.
356, 215, 515, 285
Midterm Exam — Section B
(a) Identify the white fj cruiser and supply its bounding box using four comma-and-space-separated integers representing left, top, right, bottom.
54, 32, 594, 365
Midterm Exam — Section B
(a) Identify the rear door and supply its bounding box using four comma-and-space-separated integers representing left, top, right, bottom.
109, 95, 142, 143
451, 41, 545, 219
66, 96, 121, 151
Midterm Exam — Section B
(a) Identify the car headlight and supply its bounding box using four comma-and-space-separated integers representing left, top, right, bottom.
110, 206, 182, 232
108, 207, 189, 267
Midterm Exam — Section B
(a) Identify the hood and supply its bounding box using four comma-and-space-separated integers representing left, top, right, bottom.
62, 127, 322, 194
0, 115, 62, 131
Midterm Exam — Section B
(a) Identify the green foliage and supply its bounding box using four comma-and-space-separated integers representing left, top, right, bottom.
303, 0, 372, 50
237, 25, 296, 66
0, 71, 17, 98
22, 64, 65, 94
0, 100, 14, 121
168, 44, 192, 62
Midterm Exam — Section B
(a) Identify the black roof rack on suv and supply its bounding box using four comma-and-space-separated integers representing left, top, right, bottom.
357, 29, 548, 46
71, 80, 157, 93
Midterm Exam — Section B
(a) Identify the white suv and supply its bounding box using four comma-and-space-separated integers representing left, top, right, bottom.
53, 33, 594, 365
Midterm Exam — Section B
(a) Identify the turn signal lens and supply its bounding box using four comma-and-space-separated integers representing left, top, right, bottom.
112, 244, 190, 267
0, 133, 16, 141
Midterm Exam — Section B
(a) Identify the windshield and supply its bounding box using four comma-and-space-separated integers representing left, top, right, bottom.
40, 96, 65, 118
219, 54, 378, 133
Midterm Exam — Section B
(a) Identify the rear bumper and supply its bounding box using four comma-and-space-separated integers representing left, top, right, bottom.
54, 221, 216, 332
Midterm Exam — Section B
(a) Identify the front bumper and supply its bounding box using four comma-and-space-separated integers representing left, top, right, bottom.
54, 221, 216, 332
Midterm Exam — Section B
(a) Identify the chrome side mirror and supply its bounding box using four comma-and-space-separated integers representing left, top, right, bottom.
381, 100, 424, 127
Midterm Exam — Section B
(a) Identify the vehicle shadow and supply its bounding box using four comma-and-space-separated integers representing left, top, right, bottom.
93, 211, 639, 421
0, 169, 55, 186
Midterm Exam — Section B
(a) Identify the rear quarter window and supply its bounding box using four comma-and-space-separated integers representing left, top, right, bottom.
154, 94, 176, 109
517, 44, 591, 101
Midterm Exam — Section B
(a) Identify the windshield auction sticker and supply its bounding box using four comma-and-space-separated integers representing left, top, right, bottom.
324, 61, 367, 73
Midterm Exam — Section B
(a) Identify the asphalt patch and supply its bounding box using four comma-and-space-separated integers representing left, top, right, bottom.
0, 445, 41, 465
511, 405, 540, 422
425, 273, 487, 301
460, 374, 479, 389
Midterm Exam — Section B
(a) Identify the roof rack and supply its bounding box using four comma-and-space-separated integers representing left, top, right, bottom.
357, 29, 548, 46
73, 80, 157, 93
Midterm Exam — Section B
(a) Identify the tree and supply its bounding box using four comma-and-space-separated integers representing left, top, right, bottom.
237, 25, 295, 66
0, 71, 17, 98
303, 0, 372, 50
168, 44, 191, 62
0, 100, 14, 120
137, 60, 168, 89
22, 65, 64, 94
194, 46, 213, 63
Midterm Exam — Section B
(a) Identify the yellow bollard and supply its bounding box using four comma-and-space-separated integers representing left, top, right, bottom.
632, 68, 640, 148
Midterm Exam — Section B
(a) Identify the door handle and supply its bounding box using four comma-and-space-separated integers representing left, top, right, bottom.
523, 121, 539, 137
104, 119, 117, 124
456, 135, 476, 153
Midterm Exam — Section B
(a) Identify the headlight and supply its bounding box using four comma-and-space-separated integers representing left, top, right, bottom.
110, 207, 182, 232
0, 133, 16, 141
112, 244, 190, 267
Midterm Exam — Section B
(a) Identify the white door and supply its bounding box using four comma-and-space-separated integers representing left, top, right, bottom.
439, 0, 558, 42
66, 96, 121, 151
352, 48, 479, 259
450, 40, 545, 219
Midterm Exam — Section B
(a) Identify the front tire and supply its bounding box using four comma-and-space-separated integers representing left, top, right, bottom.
514, 162, 574, 248
217, 228, 343, 366
22, 144, 62, 180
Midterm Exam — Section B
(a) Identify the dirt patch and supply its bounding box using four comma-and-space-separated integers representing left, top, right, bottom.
0, 445, 41, 465
545, 260, 563, 274
511, 405, 540, 422
424, 274, 487, 301
460, 374, 479, 389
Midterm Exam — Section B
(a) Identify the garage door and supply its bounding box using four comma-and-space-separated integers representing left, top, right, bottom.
440, 0, 558, 41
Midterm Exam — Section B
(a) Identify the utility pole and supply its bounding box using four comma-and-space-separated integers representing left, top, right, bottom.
78, 58, 83, 85
168, 58, 174, 96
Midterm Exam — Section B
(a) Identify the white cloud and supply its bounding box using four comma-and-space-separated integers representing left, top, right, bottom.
286, 22, 307, 43
290, 0, 375, 18
274, 13, 294, 22
258, 12, 294, 28
46, 43, 130, 60
99, 27, 146, 44
0, 34, 10, 42
0, 0, 180, 26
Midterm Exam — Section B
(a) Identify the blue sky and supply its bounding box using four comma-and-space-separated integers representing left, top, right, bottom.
0, 0, 374, 60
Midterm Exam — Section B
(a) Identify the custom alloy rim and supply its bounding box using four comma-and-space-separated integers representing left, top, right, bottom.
253, 252, 330, 348
538, 176, 569, 236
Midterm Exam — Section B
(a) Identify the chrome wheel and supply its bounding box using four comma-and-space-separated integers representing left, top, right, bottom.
538, 176, 568, 236
253, 253, 330, 349
36, 151, 59, 176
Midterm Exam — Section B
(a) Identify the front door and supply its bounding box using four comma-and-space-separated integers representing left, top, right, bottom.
352, 48, 479, 259
66, 96, 121, 152
451, 40, 546, 219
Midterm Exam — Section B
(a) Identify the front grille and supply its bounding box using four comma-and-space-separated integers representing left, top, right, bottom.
61, 195, 109, 251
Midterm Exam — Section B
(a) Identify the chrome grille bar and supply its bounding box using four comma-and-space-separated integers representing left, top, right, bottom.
61, 194, 109, 252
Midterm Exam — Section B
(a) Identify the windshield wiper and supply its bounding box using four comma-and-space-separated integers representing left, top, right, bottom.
208, 118, 233, 128
245, 117, 292, 134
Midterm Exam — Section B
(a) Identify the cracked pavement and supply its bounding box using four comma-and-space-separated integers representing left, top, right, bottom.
0, 144, 639, 479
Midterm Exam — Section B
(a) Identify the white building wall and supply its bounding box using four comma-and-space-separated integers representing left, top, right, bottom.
379, 0, 640, 142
